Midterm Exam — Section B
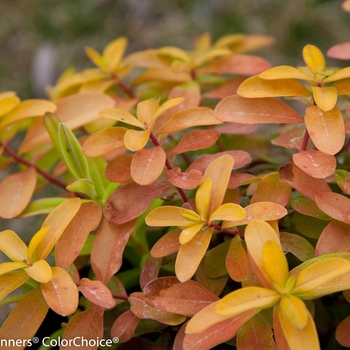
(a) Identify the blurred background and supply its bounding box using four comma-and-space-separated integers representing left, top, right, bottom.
1, 0, 350, 99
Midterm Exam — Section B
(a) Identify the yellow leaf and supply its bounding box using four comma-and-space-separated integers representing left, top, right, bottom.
124, 129, 150, 151
0, 167, 37, 219
216, 286, 280, 317
203, 154, 234, 216
293, 257, 350, 296
99, 108, 144, 128
146, 206, 192, 227
0, 271, 29, 301
103, 37, 128, 72
37, 198, 81, 260
260, 65, 314, 82
137, 98, 160, 125
27, 226, 50, 263
179, 223, 205, 244
180, 209, 201, 222
151, 97, 184, 123
209, 203, 246, 222
312, 86, 337, 111
24, 260, 52, 283
304, 106, 345, 155
0, 261, 28, 275
0, 100, 56, 129
324, 66, 350, 83
280, 295, 309, 329
245, 220, 281, 286
175, 227, 213, 282
302, 44, 325, 76
263, 241, 289, 288
237, 76, 311, 98
0, 95, 20, 116
276, 304, 320, 350
195, 178, 212, 221
85, 46, 107, 69
0, 230, 28, 261
158, 46, 190, 62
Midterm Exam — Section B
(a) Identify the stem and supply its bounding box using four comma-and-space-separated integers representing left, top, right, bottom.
149, 132, 189, 203
209, 222, 244, 236
1, 142, 68, 191
112, 293, 129, 301
299, 129, 310, 152
110, 72, 136, 99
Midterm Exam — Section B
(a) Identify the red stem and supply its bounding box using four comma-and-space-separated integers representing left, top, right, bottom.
1, 142, 69, 191
112, 293, 129, 301
299, 129, 309, 152
209, 223, 244, 236
149, 133, 188, 203
110, 72, 136, 99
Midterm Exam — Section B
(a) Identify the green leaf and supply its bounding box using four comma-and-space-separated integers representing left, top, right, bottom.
66, 179, 97, 199
44, 112, 64, 159
17, 198, 68, 217
58, 122, 90, 180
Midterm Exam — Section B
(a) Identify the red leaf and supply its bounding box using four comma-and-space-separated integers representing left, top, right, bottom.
271, 124, 306, 150
41, 267, 79, 316
187, 150, 251, 173
56, 201, 102, 269
143, 277, 218, 317
79, 278, 116, 308
327, 42, 350, 60
215, 122, 257, 135
140, 255, 162, 290
314, 192, 350, 225
111, 310, 140, 343
336, 315, 350, 347
129, 292, 186, 325
169, 130, 220, 155
61, 305, 104, 350
150, 228, 181, 258
204, 77, 246, 99
201, 54, 271, 75
131, 146, 166, 185
293, 149, 336, 179
104, 182, 171, 225
279, 162, 331, 200
105, 154, 133, 183
0, 288, 48, 350
215, 95, 303, 124
166, 168, 203, 189
91, 218, 136, 284
226, 236, 250, 282
228, 173, 257, 189
315, 221, 350, 256
290, 195, 331, 220
0, 167, 36, 218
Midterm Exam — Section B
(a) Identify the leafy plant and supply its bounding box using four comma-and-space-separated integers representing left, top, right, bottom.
2, 5, 350, 349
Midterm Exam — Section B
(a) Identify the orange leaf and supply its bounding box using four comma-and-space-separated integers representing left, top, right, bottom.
169, 130, 220, 156
315, 192, 350, 224
41, 266, 78, 316
82, 127, 127, 157
55, 201, 102, 269
237, 313, 277, 350
279, 162, 331, 200
226, 235, 250, 282
293, 149, 336, 179
150, 228, 181, 258
315, 221, 350, 256
251, 172, 292, 206
0, 288, 48, 350
304, 105, 345, 155
336, 315, 350, 347
19, 92, 115, 153
91, 218, 136, 284
37, 198, 81, 260
215, 94, 304, 124
201, 54, 271, 75
104, 182, 171, 225
271, 124, 306, 150
61, 305, 104, 349
157, 107, 221, 135
0, 167, 36, 218
131, 146, 166, 185
105, 154, 133, 183
237, 76, 311, 98
129, 292, 186, 325
146, 206, 191, 227
78, 278, 116, 308
111, 310, 140, 343
204, 77, 246, 99
166, 168, 203, 190
0, 271, 29, 301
